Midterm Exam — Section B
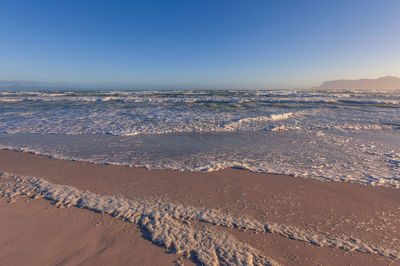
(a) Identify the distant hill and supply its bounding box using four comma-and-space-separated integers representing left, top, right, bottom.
318, 76, 400, 90
0, 80, 70, 91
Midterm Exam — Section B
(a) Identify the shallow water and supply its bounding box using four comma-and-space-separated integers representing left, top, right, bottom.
1, 89, 399, 187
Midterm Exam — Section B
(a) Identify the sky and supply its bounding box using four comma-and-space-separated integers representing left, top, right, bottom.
0, 0, 399, 89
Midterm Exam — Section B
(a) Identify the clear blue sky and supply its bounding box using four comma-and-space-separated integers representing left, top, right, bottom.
1, 0, 399, 89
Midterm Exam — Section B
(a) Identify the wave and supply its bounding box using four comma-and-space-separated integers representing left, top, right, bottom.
0, 109, 303, 135
223, 112, 298, 131
1, 97, 398, 105
1, 90, 399, 107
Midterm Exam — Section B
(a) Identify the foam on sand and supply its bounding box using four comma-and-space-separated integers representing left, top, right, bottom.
1, 172, 399, 265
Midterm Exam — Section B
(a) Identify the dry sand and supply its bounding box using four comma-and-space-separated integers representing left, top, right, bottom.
0, 149, 400, 265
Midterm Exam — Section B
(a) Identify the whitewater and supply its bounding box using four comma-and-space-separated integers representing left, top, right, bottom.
0, 89, 399, 187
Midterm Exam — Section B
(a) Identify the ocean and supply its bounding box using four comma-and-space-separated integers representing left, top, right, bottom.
1, 89, 399, 187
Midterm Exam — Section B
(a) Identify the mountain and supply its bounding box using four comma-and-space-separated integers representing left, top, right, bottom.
318, 76, 400, 90
0, 80, 70, 90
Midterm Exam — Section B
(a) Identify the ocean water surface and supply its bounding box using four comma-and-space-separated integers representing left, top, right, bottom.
1, 90, 399, 187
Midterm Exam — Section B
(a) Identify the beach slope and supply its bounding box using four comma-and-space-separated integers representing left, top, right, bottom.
1, 149, 399, 265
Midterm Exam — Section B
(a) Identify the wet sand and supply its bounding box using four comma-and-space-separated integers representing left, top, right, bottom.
0, 149, 399, 265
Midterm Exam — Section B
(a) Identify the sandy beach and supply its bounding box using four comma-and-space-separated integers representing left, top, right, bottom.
0, 149, 399, 265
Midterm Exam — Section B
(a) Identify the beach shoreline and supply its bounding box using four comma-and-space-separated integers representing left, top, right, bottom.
1, 148, 399, 265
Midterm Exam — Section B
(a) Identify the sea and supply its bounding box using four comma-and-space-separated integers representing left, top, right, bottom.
1, 89, 399, 187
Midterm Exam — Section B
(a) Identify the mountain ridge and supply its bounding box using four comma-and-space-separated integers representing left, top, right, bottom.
318, 76, 400, 90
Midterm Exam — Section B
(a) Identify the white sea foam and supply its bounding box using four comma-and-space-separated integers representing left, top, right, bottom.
223, 113, 297, 131
1, 172, 399, 264
0, 125, 399, 188
333, 123, 392, 131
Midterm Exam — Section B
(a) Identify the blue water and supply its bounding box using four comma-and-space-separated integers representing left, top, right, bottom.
1, 89, 399, 187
